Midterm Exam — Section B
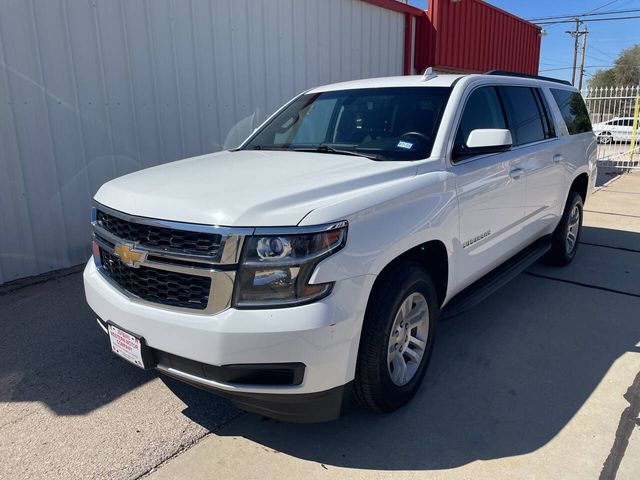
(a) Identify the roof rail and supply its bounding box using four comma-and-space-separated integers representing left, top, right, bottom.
484, 70, 572, 86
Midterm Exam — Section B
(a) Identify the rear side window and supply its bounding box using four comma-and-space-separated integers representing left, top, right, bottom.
608, 119, 632, 126
499, 86, 548, 146
550, 89, 592, 135
455, 86, 507, 146
533, 89, 556, 139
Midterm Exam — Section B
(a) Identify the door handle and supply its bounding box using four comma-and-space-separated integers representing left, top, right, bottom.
553, 154, 564, 164
509, 167, 524, 179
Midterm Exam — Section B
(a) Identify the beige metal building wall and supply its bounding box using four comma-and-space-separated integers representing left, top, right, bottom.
0, 0, 405, 284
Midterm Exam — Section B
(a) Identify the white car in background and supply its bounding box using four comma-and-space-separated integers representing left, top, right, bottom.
592, 117, 636, 143
84, 71, 597, 422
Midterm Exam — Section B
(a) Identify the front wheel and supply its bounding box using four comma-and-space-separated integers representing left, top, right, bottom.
543, 191, 584, 266
353, 261, 438, 413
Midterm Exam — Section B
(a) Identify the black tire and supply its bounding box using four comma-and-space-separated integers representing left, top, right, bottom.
353, 261, 438, 413
598, 132, 613, 144
543, 191, 584, 266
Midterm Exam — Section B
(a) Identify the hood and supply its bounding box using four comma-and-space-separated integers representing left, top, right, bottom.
94, 150, 417, 226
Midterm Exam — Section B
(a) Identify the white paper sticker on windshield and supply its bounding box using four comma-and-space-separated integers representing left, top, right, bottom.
397, 140, 414, 149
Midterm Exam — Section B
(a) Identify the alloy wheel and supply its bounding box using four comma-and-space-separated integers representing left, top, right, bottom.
387, 292, 430, 386
565, 204, 581, 254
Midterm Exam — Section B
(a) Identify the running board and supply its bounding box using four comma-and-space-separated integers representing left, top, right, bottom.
441, 236, 552, 319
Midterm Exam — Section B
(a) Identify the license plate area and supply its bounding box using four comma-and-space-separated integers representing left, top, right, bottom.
107, 322, 156, 369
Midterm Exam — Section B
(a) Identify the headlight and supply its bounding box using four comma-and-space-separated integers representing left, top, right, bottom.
233, 221, 348, 308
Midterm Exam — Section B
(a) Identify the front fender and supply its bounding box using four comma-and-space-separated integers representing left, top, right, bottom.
305, 171, 458, 292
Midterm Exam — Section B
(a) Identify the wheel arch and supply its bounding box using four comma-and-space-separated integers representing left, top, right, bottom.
569, 172, 589, 203
369, 240, 449, 308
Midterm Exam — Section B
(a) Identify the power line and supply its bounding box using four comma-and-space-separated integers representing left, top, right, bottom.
540, 66, 610, 72
528, 7, 640, 21
588, 0, 621, 13
539, 65, 640, 72
587, 53, 617, 64
540, 57, 572, 66
541, 56, 569, 63
590, 45, 617, 61
532, 0, 626, 30
536, 15, 640, 25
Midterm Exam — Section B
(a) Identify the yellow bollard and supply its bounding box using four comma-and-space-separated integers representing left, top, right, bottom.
631, 93, 640, 162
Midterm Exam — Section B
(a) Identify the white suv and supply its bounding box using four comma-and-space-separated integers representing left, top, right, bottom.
83, 71, 597, 422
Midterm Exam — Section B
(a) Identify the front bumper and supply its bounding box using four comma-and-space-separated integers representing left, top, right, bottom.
83, 260, 374, 418
162, 367, 352, 423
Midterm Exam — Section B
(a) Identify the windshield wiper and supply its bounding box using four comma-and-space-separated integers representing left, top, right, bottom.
249, 145, 290, 151
292, 145, 381, 161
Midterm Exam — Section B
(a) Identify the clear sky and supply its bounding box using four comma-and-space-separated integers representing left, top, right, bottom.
408, 0, 640, 84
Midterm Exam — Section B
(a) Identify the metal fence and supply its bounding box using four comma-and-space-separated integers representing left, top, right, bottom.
0, 0, 406, 284
583, 86, 640, 169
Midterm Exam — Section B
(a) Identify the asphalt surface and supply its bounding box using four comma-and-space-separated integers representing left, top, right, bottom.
1, 172, 639, 480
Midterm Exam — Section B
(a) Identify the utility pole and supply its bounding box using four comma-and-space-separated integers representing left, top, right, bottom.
569, 19, 580, 85
578, 27, 588, 91
566, 20, 588, 88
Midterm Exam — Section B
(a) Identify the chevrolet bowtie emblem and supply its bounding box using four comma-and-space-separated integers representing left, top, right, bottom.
113, 243, 146, 268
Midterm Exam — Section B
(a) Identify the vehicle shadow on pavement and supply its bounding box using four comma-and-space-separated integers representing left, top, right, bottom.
0, 272, 158, 415
0, 270, 236, 421
183, 225, 640, 470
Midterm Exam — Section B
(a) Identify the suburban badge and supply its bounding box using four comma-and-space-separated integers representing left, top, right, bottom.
463, 230, 492, 249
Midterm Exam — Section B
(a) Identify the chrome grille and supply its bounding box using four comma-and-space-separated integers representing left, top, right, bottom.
91, 203, 251, 315
96, 209, 222, 255
100, 250, 211, 310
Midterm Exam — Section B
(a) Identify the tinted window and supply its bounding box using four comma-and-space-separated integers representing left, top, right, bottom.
533, 89, 556, 139
610, 119, 633, 127
550, 88, 592, 135
455, 86, 507, 147
244, 87, 452, 161
500, 86, 547, 145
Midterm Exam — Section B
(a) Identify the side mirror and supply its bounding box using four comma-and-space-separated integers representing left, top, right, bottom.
453, 129, 513, 160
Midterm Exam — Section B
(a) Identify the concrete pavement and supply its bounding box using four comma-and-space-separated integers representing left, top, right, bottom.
1, 172, 639, 479
150, 172, 640, 480
0, 272, 239, 479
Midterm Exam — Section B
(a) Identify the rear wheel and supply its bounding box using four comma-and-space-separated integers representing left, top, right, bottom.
598, 132, 613, 144
353, 261, 438, 412
543, 191, 583, 266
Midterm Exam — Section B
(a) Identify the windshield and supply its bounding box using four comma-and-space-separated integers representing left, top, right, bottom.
242, 87, 452, 161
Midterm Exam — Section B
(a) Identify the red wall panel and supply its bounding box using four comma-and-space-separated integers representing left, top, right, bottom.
416, 0, 541, 75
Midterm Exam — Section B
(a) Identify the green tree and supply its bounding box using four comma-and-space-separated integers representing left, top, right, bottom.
587, 44, 640, 88
589, 68, 615, 89
613, 45, 640, 86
